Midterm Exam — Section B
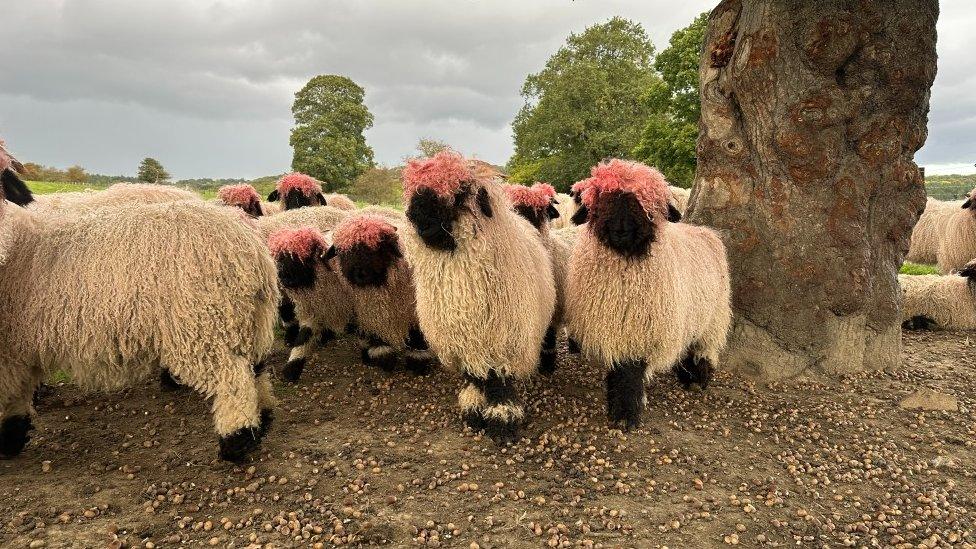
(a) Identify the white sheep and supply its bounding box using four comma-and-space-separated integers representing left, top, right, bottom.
400, 151, 555, 442
900, 260, 976, 330
217, 184, 272, 217
565, 159, 731, 430
327, 211, 437, 374
267, 172, 357, 211
30, 182, 202, 214
550, 192, 577, 230
937, 190, 976, 273
907, 197, 961, 265
0, 174, 279, 461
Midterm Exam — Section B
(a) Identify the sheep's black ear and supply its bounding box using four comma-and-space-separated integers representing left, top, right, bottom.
476, 187, 493, 217
321, 244, 337, 270
316, 192, 327, 206
267, 189, 279, 202
667, 203, 682, 223
571, 204, 589, 225
547, 203, 560, 219
1, 169, 34, 206
963, 198, 972, 209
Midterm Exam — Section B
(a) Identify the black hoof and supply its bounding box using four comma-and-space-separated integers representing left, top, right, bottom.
674, 353, 713, 390
606, 360, 646, 431
368, 348, 396, 372
258, 409, 274, 438
538, 349, 557, 376
218, 427, 262, 462
281, 358, 306, 382
0, 415, 34, 458
462, 411, 485, 432
405, 352, 434, 375
567, 338, 582, 354
159, 369, 185, 391
283, 324, 300, 347
481, 416, 520, 445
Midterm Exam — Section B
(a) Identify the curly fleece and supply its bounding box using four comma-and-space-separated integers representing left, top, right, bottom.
218, 184, 261, 208
580, 159, 671, 221
402, 150, 473, 198
907, 198, 960, 265
30, 183, 201, 215
333, 214, 397, 251
900, 269, 976, 329
0, 201, 279, 439
277, 173, 322, 198
937, 190, 976, 273
504, 183, 556, 210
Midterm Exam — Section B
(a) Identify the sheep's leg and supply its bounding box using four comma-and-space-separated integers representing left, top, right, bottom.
159, 369, 186, 391
360, 334, 396, 372
462, 371, 523, 444
674, 349, 713, 390
404, 326, 435, 375
903, 316, 939, 331
0, 387, 37, 458
253, 363, 276, 438
606, 359, 647, 430
281, 325, 318, 382
538, 325, 558, 375
279, 295, 300, 346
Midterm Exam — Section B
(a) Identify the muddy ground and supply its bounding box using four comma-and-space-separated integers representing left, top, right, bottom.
1, 330, 974, 548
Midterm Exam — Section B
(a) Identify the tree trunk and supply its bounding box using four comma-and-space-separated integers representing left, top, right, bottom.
687, 0, 938, 378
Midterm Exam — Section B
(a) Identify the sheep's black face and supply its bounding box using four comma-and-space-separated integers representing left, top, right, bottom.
406, 188, 462, 251
278, 189, 325, 210
591, 191, 656, 258
1, 169, 34, 206
276, 254, 318, 289
514, 205, 545, 230
339, 236, 402, 288
241, 198, 263, 218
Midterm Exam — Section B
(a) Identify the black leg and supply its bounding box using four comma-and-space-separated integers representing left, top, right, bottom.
278, 296, 296, 323
0, 415, 34, 458
218, 426, 262, 462
405, 326, 435, 375
903, 316, 939, 331
674, 351, 713, 390
464, 371, 522, 444
319, 328, 336, 346
281, 357, 306, 382
283, 324, 300, 347
538, 325, 557, 376
159, 369, 185, 391
606, 359, 647, 431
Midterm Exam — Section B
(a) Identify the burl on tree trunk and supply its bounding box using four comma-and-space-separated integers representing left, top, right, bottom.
687, 0, 938, 378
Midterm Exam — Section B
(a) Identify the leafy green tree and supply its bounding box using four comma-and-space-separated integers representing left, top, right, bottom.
632, 12, 707, 188
508, 17, 658, 191
137, 157, 169, 183
290, 75, 375, 192
415, 138, 450, 158
64, 165, 89, 184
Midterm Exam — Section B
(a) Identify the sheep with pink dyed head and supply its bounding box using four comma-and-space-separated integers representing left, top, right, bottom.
325, 211, 437, 375
566, 159, 731, 430
267, 226, 355, 381
217, 184, 267, 218
401, 150, 555, 443
0, 169, 280, 461
267, 172, 357, 212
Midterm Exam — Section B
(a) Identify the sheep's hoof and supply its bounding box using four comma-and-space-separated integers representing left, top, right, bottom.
367, 346, 396, 372
675, 355, 712, 390
481, 417, 519, 445
281, 358, 306, 382
903, 316, 939, 331
218, 427, 262, 462
538, 349, 557, 376
462, 411, 485, 432
283, 324, 300, 347
567, 338, 582, 354
0, 415, 34, 458
159, 370, 185, 391
258, 410, 274, 438
405, 353, 434, 376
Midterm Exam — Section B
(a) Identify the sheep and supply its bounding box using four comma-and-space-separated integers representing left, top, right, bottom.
503, 182, 573, 370
551, 192, 577, 230
668, 185, 690, 215
326, 212, 437, 374
900, 260, 976, 330
937, 190, 976, 273
31, 182, 202, 214
267, 227, 355, 381
908, 197, 961, 265
266, 172, 356, 211
0, 172, 279, 461
217, 183, 269, 217
400, 151, 556, 442
565, 159, 731, 430
323, 193, 357, 211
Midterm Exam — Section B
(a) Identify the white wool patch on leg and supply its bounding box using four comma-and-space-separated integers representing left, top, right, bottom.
367, 345, 394, 360
405, 349, 434, 361
482, 402, 526, 423
458, 383, 486, 412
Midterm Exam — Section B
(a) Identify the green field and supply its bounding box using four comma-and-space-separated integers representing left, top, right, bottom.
899, 262, 939, 275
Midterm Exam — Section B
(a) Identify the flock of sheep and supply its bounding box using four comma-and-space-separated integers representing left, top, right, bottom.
0, 140, 732, 461
4, 135, 963, 464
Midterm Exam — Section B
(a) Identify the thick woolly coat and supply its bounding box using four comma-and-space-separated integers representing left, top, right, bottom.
907, 197, 960, 265
900, 273, 976, 329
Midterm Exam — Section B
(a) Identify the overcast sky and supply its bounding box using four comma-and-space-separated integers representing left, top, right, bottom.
1, 0, 973, 179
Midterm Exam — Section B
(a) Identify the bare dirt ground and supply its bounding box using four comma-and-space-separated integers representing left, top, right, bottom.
1, 330, 974, 548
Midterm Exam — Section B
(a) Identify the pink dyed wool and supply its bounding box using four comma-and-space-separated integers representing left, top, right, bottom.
277, 173, 322, 198
580, 159, 670, 216
403, 150, 473, 198
333, 214, 398, 251
217, 184, 261, 206
505, 182, 556, 210
268, 227, 327, 259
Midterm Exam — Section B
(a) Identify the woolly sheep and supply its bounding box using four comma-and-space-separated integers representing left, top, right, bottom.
401, 151, 556, 442
503, 182, 572, 370
267, 227, 355, 381
0, 174, 279, 461
323, 193, 357, 211
31, 182, 202, 214
565, 159, 731, 430
217, 184, 268, 217
326, 211, 437, 374
550, 192, 577, 230
900, 261, 976, 330
937, 190, 976, 273
669, 185, 690, 215
266, 172, 355, 211
907, 197, 960, 265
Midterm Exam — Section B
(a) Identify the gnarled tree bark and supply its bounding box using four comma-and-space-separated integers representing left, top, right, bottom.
687, 0, 938, 378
